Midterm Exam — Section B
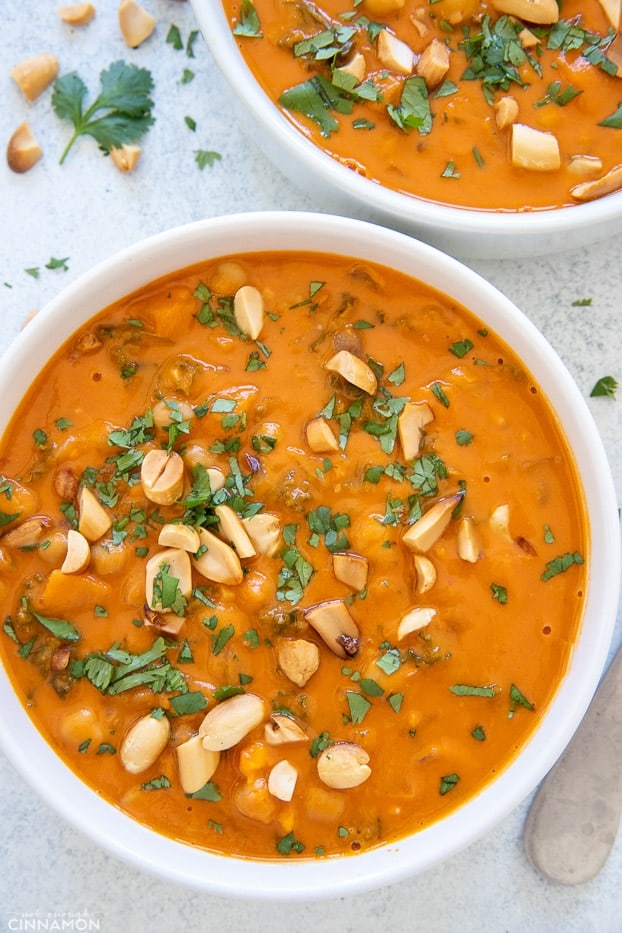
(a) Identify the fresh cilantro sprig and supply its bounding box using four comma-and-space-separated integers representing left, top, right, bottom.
52, 61, 155, 165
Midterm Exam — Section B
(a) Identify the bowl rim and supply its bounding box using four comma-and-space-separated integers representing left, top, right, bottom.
0, 211, 619, 900
193, 2, 622, 244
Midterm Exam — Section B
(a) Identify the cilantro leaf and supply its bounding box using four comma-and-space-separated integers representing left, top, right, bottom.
195, 150, 222, 170
279, 75, 343, 137
590, 375, 618, 399
233, 0, 263, 37
32, 609, 81, 642
541, 551, 584, 581
599, 103, 622, 129
387, 76, 432, 134
52, 61, 155, 164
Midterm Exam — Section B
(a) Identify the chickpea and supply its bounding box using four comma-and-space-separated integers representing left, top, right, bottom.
210, 261, 248, 295
59, 707, 105, 749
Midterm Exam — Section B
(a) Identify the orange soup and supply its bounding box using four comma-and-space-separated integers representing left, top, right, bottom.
0, 251, 586, 859
223, 0, 622, 211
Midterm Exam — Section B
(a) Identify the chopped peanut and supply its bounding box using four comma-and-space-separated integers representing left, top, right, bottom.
305, 599, 360, 658
110, 144, 141, 173
402, 492, 462, 552
268, 760, 298, 802
397, 606, 436, 639
57, 3, 96, 26
77, 486, 112, 541
7, 122, 43, 174
494, 96, 519, 130
336, 52, 366, 84
377, 28, 415, 75
489, 0, 559, 23
457, 516, 482, 563
364, 0, 406, 13
317, 742, 371, 789
306, 417, 339, 453
332, 551, 368, 591
140, 449, 184, 505
199, 694, 266, 751
413, 553, 437, 593
511, 123, 561, 172
214, 503, 257, 559
191, 527, 244, 585
570, 164, 622, 202
242, 512, 281, 557
325, 349, 377, 394
277, 638, 320, 687
568, 155, 604, 178
176, 735, 220, 794
595, 0, 621, 28
118, 0, 155, 47
145, 547, 192, 612
233, 285, 264, 339
398, 401, 434, 460
61, 529, 91, 574
10, 53, 59, 101
264, 714, 308, 746
157, 523, 200, 553
415, 38, 450, 89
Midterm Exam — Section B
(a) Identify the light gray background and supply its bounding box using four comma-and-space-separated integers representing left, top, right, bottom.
1, 3, 621, 930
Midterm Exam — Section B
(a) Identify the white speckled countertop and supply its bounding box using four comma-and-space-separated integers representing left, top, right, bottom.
1, 2, 621, 930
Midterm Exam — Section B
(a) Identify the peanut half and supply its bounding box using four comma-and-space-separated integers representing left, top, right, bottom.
317, 741, 372, 789
77, 486, 113, 542
199, 693, 266, 751
233, 285, 264, 340
145, 547, 192, 613
264, 713, 308, 746
120, 711, 170, 774
325, 349, 378, 395
242, 512, 281, 557
304, 599, 360, 659
176, 735, 220, 794
118, 0, 155, 48
10, 53, 59, 101
397, 606, 436, 640
140, 449, 184, 505
7, 122, 43, 174
191, 527, 244, 585
61, 528, 91, 574
214, 504, 256, 559
277, 638, 320, 687
268, 760, 298, 802
402, 491, 463, 553
57, 3, 96, 26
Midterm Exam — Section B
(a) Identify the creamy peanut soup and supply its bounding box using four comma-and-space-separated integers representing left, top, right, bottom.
0, 252, 586, 860
224, 0, 622, 211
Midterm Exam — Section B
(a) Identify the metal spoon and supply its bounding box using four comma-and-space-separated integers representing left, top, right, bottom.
523, 642, 622, 884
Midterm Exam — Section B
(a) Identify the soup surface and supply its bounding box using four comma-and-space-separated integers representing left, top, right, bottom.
223, 0, 622, 211
0, 251, 586, 860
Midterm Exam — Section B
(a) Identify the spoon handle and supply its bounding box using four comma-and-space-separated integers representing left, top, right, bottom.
523, 643, 622, 884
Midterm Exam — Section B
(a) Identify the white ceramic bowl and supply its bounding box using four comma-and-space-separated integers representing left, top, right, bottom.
0, 213, 619, 899
192, 2, 622, 260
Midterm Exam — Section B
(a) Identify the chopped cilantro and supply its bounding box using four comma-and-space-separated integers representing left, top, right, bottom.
590, 375, 617, 399
491, 583, 508, 604
233, 0, 263, 38
450, 684, 496, 697
195, 150, 222, 170
440, 772, 460, 795
541, 551, 584, 581
508, 683, 535, 717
